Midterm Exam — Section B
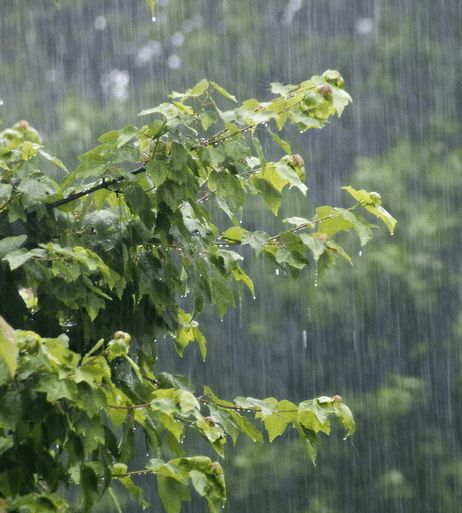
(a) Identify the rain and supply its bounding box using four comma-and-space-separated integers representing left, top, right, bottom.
2, 0, 462, 511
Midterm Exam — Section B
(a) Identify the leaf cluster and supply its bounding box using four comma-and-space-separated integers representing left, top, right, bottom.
0, 321, 353, 513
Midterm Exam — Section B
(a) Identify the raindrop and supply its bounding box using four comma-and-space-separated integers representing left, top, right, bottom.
302, 330, 307, 349
136, 41, 162, 65
192, 15, 204, 29
358, 250, 362, 257
171, 32, 185, 47
167, 55, 181, 70
45, 69, 59, 84
151, 16, 157, 23
94, 16, 107, 30
101, 69, 130, 101
356, 18, 374, 34
275, 269, 279, 276
182, 20, 194, 33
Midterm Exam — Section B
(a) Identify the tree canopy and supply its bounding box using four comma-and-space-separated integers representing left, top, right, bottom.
0, 73, 396, 512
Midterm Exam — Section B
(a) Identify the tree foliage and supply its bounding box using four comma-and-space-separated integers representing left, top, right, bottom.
0, 73, 395, 512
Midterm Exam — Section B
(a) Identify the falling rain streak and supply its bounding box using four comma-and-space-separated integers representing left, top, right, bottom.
1, 1, 462, 512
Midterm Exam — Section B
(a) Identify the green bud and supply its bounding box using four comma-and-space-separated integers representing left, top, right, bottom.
302, 91, 323, 109
107, 338, 129, 360
113, 331, 132, 345
368, 191, 382, 207
322, 70, 345, 89
281, 154, 306, 181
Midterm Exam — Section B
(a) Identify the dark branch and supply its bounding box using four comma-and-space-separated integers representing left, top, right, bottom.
45, 165, 147, 211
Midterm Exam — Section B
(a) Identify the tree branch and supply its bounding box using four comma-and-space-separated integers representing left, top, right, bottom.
45, 165, 147, 211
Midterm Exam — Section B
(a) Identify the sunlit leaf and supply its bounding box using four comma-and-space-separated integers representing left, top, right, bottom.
0, 317, 18, 379
210, 82, 237, 102
342, 186, 397, 234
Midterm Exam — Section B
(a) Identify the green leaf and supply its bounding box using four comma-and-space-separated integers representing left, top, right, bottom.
331, 87, 353, 116
119, 476, 145, 501
234, 396, 276, 418
170, 142, 189, 171
208, 170, 246, 212
298, 233, 327, 261
79, 464, 99, 511
157, 475, 191, 513
170, 79, 209, 100
251, 177, 282, 215
268, 129, 292, 154
146, 159, 168, 187
283, 216, 314, 229
99, 125, 140, 148
270, 82, 298, 95
222, 226, 246, 243
177, 389, 200, 414
241, 230, 270, 256
210, 82, 237, 102
297, 409, 330, 435
34, 374, 78, 403
38, 148, 68, 173
158, 179, 185, 211
262, 400, 297, 442
0, 183, 13, 200
199, 110, 217, 130
208, 404, 241, 443
2, 248, 34, 270
124, 184, 155, 227
17, 177, 58, 207
210, 278, 235, 318
333, 399, 356, 438
341, 186, 397, 234
232, 266, 255, 296
138, 102, 181, 119
293, 421, 319, 465
0, 317, 18, 378
273, 161, 307, 194
0, 235, 27, 259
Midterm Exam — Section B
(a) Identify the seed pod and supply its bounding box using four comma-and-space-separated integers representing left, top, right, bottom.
205, 416, 216, 426
211, 461, 224, 474
322, 70, 345, 89
114, 331, 132, 345
368, 191, 382, 207
316, 83, 334, 101
291, 154, 305, 168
